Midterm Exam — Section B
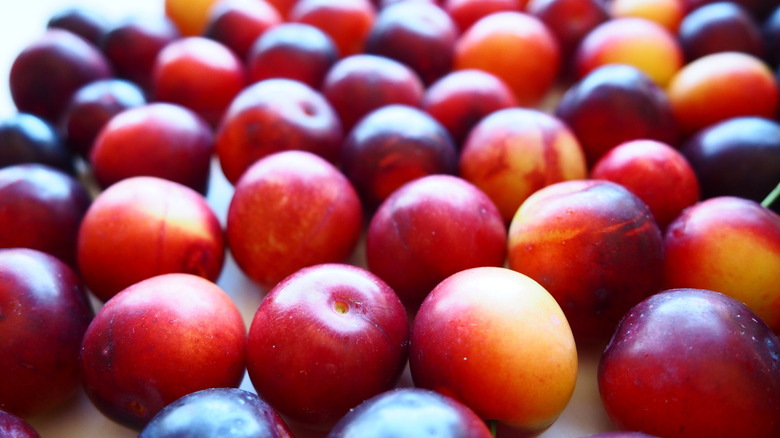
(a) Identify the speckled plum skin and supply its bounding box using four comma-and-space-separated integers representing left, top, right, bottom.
598, 288, 780, 437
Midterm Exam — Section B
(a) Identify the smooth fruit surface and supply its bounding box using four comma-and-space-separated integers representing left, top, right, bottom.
599, 288, 780, 437
410, 267, 577, 435
80, 273, 247, 430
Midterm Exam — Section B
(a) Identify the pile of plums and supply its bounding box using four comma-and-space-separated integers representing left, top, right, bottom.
1, 0, 780, 437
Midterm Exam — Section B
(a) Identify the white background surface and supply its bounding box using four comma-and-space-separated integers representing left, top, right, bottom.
0, 1, 616, 436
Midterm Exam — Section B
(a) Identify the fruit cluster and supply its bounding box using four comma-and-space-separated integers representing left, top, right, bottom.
1, 0, 780, 437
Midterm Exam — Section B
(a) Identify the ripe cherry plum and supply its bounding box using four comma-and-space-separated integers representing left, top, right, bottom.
0, 409, 41, 438
101, 16, 181, 93
0, 249, 93, 417
327, 388, 493, 438
204, 0, 282, 60
80, 273, 247, 430
139, 388, 293, 438
60, 79, 147, 159
599, 288, 780, 437
341, 104, 457, 209
321, 54, 425, 133
9, 29, 112, 123
46, 7, 109, 46
289, 0, 377, 57
246, 23, 339, 89
366, 175, 507, 310
677, 2, 765, 61
226, 151, 363, 289
0, 164, 90, 268
216, 79, 343, 185
89, 102, 214, 194
444, 0, 523, 32
77, 176, 225, 302
0, 113, 73, 173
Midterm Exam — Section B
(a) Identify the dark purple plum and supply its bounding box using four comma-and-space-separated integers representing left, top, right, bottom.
46, 7, 110, 46
340, 104, 457, 209
554, 64, 679, 166
598, 288, 780, 437
60, 78, 147, 158
763, 4, 780, 67
678, 2, 765, 62
680, 116, 780, 204
101, 15, 181, 93
321, 54, 425, 133
364, 1, 457, 85
0, 409, 41, 438
0, 248, 93, 417
0, 164, 91, 268
0, 113, 73, 173
246, 22, 339, 89
9, 29, 113, 123
139, 388, 293, 438
327, 388, 493, 438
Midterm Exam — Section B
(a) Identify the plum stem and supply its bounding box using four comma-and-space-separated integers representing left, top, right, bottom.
761, 181, 780, 209
486, 419, 497, 437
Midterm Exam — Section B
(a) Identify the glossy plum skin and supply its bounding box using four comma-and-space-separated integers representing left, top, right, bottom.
598, 288, 780, 437
340, 104, 458, 209
9, 29, 112, 123
216, 78, 343, 185
89, 103, 214, 194
421, 69, 517, 148
459, 107, 588, 223
590, 139, 700, 230
454, 11, 560, 107
321, 54, 425, 133
246, 264, 410, 430
246, 23, 339, 89
667, 51, 779, 138
46, 7, 109, 46
152, 37, 247, 127
364, 1, 457, 85
0, 249, 93, 418
0, 164, 91, 268
227, 151, 363, 290
139, 388, 293, 438
204, 0, 282, 60
366, 175, 507, 310
608, 0, 683, 33
0, 409, 41, 438
555, 64, 679, 166
80, 273, 247, 430
677, 2, 765, 62
680, 116, 780, 204
289, 0, 377, 57
444, 0, 523, 33
327, 388, 493, 438
410, 267, 577, 435
527, 0, 609, 79
663, 196, 780, 332
101, 16, 181, 93
60, 79, 147, 159
507, 179, 665, 345
0, 113, 73, 174
574, 17, 684, 87
77, 176, 225, 302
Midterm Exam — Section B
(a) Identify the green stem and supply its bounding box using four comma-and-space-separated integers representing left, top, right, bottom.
486, 419, 498, 437
761, 181, 780, 209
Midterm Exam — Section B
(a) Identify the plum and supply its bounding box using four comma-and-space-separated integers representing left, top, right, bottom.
139, 388, 292, 438
340, 104, 457, 209
59, 78, 147, 159
204, 0, 282, 60
9, 29, 112, 123
678, 2, 765, 62
101, 15, 181, 93
599, 288, 780, 437
0, 113, 73, 174
289, 0, 377, 57
46, 7, 109, 46
246, 23, 339, 89
327, 388, 493, 438
0, 248, 93, 417
0, 164, 91, 268
0, 409, 40, 438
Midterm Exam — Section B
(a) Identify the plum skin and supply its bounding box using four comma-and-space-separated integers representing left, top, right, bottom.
0, 248, 93, 418
79, 273, 247, 430
139, 388, 293, 438
598, 288, 780, 437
